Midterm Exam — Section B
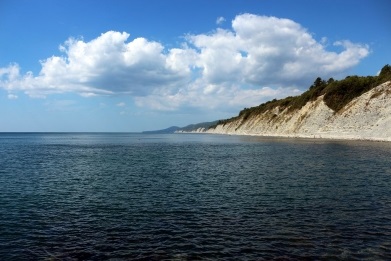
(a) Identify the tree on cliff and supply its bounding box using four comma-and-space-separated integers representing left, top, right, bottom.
378, 64, 391, 82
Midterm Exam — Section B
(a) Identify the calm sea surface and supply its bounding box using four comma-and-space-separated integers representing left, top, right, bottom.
0, 133, 391, 260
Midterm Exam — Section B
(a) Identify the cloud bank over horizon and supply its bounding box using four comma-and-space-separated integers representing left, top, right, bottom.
0, 14, 369, 111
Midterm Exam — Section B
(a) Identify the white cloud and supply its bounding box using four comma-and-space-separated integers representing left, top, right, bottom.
135, 79, 301, 111
7, 93, 18, 99
0, 14, 370, 113
216, 16, 226, 25
0, 31, 190, 98
188, 14, 369, 88
117, 102, 126, 107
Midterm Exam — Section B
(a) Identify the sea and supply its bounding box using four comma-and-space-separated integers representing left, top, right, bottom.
0, 132, 390, 260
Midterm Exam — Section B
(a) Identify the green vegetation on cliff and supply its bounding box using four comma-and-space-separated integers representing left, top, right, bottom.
212, 64, 391, 128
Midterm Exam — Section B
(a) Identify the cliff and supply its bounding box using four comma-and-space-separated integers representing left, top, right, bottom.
203, 80, 391, 141
185, 65, 391, 141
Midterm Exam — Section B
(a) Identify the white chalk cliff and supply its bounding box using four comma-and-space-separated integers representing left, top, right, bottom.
195, 81, 391, 141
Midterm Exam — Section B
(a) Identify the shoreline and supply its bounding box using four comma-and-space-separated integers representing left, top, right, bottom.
176, 130, 391, 142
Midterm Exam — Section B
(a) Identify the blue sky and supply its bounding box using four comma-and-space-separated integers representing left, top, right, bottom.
0, 0, 390, 132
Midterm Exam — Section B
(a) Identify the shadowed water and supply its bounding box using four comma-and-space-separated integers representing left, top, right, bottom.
0, 133, 391, 260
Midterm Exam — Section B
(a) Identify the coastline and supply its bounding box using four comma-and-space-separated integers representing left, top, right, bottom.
176, 130, 391, 142
177, 81, 391, 143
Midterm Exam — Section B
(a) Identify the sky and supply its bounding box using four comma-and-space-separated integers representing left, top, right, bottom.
0, 0, 390, 132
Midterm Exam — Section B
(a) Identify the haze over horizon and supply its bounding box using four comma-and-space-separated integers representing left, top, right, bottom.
1, 0, 390, 132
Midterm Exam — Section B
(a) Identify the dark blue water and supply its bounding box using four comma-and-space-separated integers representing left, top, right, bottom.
1, 133, 391, 260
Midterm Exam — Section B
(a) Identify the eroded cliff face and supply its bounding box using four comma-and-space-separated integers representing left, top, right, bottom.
203, 81, 391, 141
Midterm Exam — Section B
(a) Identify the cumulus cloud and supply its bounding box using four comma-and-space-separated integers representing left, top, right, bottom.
116, 102, 126, 107
0, 14, 369, 112
188, 14, 369, 87
0, 32, 190, 98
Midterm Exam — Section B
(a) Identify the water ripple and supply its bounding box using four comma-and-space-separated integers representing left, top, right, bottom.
1, 133, 391, 260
